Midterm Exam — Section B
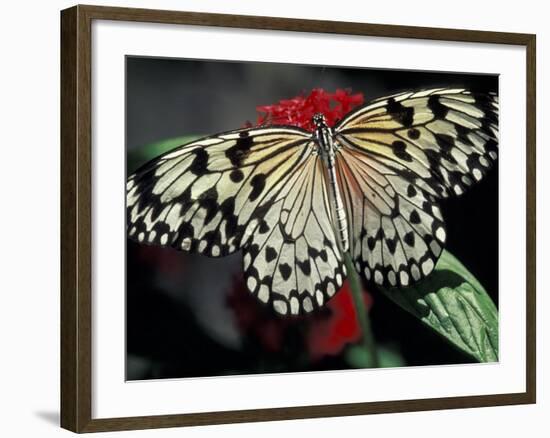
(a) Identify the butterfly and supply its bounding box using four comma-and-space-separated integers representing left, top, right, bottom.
127, 88, 498, 316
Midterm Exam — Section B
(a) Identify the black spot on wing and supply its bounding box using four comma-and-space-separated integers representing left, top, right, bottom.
225, 215, 239, 238
265, 246, 277, 262
434, 133, 455, 153
279, 263, 292, 280
386, 238, 397, 255
189, 148, 209, 175
247, 243, 260, 260
219, 197, 235, 218
399, 168, 417, 183
409, 210, 421, 224
249, 174, 266, 201
308, 247, 319, 258
407, 184, 417, 198
367, 236, 376, 251
250, 202, 271, 220
218, 197, 244, 240
407, 128, 420, 139
427, 95, 449, 119
225, 135, 253, 167
258, 220, 270, 234
387, 98, 414, 127
229, 169, 244, 182
367, 229, 383, 251
197, 187, 218, 225
432, 134, 458, 164
391, 140, 413, 162
297, 259, 311, 275
404, 231, 415, 246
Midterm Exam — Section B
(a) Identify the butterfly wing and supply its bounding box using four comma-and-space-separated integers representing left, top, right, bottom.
242, 153, 346, 315
335, 145, 446, 287
127, 126, 345, 314
334, 88, 498, 287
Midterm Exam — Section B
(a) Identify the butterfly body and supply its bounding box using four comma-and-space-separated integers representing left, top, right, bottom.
127, 88, 498, 315
313, 113, 350, 253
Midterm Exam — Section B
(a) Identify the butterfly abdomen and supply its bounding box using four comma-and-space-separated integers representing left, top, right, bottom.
314, 114, 350, 253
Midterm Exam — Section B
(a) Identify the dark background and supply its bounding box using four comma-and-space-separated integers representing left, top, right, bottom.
126, 56, 498, 380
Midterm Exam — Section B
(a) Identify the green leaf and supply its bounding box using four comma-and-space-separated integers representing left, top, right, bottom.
127, 135, 201, 173
379, 250, 498, 363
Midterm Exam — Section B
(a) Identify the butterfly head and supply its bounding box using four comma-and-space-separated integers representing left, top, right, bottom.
312, 113, 328, 128
313, 113, 336, 162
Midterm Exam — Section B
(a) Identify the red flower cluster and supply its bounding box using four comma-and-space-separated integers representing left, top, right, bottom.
256, 88, 364, 131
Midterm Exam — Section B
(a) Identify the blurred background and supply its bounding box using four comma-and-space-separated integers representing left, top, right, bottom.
126, 56, 498, 381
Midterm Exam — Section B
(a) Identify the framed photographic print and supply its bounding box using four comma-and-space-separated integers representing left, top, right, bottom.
60, 4, 536, 433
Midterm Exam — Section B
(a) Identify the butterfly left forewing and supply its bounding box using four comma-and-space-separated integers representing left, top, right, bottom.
127, 127, 312, 257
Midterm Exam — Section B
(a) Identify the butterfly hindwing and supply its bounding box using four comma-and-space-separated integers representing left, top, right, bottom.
243, 155, 346, 315
336, 147, 445, 287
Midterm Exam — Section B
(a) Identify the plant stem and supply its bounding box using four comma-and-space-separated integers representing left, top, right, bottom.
343, 252, 380, 368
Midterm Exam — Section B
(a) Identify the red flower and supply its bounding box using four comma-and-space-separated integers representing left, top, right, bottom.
256, 88, 364, 131
306, 280, 372, 360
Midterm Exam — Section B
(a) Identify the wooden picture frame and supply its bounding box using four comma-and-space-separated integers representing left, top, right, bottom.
61, 4, 536, 433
